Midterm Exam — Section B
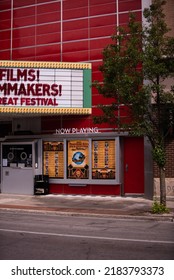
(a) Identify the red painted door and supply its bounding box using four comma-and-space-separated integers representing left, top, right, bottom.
123, 137, 144, 194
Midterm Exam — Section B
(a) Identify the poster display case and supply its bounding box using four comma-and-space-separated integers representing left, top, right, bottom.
42, 138, 117, 182
43, 141, 64, 178
92, 140, 115, 179
67, 140, 89, 179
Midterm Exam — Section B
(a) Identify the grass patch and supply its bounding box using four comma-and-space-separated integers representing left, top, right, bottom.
152, 200, 169, 214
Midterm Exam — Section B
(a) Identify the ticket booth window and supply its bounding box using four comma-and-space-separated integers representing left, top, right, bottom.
43, 141, 64, 178
92, 140, 116, 179
2, 144, 32, 168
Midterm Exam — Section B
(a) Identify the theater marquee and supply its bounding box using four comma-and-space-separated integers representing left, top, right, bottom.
0, 60, 91, 115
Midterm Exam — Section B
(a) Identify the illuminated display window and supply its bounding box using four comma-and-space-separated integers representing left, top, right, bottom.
42, 139, 117, 181
92, 140, 115, 179
67, 140, 89, 179
43, 141, 64, 178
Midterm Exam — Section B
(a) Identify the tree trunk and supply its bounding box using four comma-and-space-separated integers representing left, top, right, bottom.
159, 167, 166, 206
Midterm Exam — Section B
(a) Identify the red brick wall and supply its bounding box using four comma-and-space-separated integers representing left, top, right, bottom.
153, 138, 174, 178
163, 0, 174, 37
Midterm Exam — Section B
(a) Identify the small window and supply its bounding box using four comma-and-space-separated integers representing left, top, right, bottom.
2, 144, 32, 167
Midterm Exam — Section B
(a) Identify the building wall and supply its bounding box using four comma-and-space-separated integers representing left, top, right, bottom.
163, 0, 174, 37
0, 0, 142, 132
0, 0, 146, 196
153, 0, 174, 199
0, 0, 142, 62
153, 139, 174, 198
0, 0, 142, 131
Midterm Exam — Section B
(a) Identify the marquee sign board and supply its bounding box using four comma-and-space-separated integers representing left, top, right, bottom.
0, 60, 91, 115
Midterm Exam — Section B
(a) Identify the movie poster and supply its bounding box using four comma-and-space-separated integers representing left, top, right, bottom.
92, 140, 115, 179
67, 140, 89, 179
43, 141, 64, 178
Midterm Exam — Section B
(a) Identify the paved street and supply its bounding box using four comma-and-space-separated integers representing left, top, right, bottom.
0, 210, 174, 260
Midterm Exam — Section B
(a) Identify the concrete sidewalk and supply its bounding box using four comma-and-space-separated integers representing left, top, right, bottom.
0, 193, 174, 220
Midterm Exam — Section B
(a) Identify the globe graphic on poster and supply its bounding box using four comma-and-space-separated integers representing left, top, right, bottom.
72, 152, 85, 165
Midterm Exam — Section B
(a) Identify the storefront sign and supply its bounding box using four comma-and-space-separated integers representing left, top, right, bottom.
55, 127, 100, 134
0, 61, 91, 115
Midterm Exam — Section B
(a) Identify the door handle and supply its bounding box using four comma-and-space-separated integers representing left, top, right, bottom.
125, 164, 128, 172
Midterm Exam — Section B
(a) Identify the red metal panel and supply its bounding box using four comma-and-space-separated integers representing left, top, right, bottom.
0, 1, 11, 10
90, 25, 116, 38
37, 2, 61, 14
62, 51, 89, 62
91, 61, 102, 72
0, 10, 11, 21
90, 0, 115, 5
0, 50, 10, 60
92, 71, 103, 82
63, 0, 88, 9
49, 184, 64, 194
89, 48, 103, 61
12, 47, 36, 59
90, 37, 112, 49
13, 6, 35, 18
63, 19, 88, 31
37, 12, 60, 24
92, 94, 115, 106
0, 30, 11, 41
62, 115, 92, 129
13, 15, 35, 28
49, 184, 120, 195
90, 14, 116, 28
63, 7, 88, 20
13, 0, 35, 8
0, 20, 11, 30
37, 23, 61, 35
64, 28, 88, 41
119, 0, 141, 12
90, 184, 120, 195
90, 2, 116, 16
0, 39, 10, 50
37, 32, 61, 45
13, 37, 35, 48
119, 11, 142, 25
13, 26, 35, 39
63, 40, 88, 53
123, 137, 144, 194
36, 44, 61, 56
35, 53, 61, 62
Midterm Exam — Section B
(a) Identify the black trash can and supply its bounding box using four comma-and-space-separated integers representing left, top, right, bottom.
34, 175, 49, 195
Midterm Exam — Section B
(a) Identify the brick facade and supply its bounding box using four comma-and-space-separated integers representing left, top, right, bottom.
153, 0, 174, 182
163, 0, 174, 37
153, 138, 174, 178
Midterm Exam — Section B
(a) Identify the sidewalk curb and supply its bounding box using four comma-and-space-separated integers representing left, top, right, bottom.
0, 204, 173, 221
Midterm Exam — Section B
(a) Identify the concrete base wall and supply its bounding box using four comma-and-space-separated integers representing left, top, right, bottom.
154, 178, 174, 200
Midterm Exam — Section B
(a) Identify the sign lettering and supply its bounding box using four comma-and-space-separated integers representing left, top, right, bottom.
0, 67, 83, 107
56, 127, 100, 134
